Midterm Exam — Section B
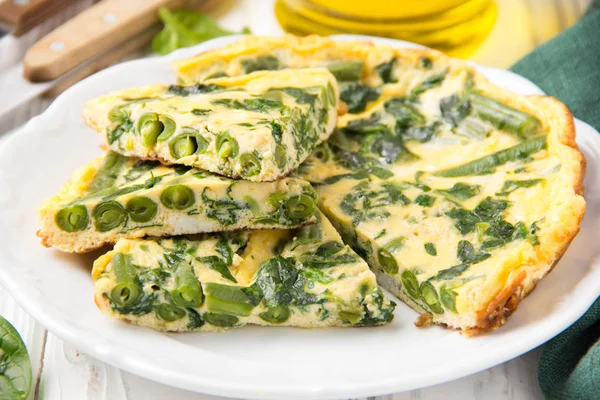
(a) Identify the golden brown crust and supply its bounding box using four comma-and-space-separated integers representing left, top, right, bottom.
466, 96, 586, 336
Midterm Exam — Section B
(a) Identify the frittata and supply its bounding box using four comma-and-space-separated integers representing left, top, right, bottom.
92, 211, 395, 331
173, 35, 586, 334
83, 68, 339, 182
38, 151, 318, 253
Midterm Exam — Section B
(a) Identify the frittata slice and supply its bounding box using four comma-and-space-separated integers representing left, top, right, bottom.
83, 69, 339, 182
172, 34, 401, 86
37, 152, 318, 253
92, 212, 395, 332
175, 35, 586, 334
307, 52, 585, 334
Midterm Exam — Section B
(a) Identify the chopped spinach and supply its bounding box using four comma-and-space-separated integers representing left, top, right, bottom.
167, 83, 223, 96
240, 55, 281, 74
375, 58, 397, 83
457, 240, 490, 264
197, 255, 237, 282
212, 98, 285, 113
431, 263, 469, 281
497, 179, 544, 196
424, 242, 437, 256
446, 197, 508, 235
255, 256, 319, 307
343, 114, 389, 135
415, 194, 435, 207
340, 182, 410, 225
410, 70, 447, 98
384, 98, 426, 128
436, 182, 481, 202
440, 94, 471, 126
340, 83, 381, 113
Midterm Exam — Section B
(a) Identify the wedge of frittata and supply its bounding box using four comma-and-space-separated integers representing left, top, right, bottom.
38, 152, 318, 253
83, 68, 339, 182
92, 211, 395, 331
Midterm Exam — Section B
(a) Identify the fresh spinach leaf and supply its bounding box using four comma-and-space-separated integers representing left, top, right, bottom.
375, 58, 397, 83
152, 8, 250, 55
340, 83, 381, 113
440, 94, 471, 126
255, 256, 319, 307
241, 55, 281, 74
0, 317, 31, 400
197, 255, 237, 283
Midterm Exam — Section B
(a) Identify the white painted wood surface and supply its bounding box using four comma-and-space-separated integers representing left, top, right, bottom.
0, 0, 589, 398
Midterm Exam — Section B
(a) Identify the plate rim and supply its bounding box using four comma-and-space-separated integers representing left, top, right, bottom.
0, 34, 598, 399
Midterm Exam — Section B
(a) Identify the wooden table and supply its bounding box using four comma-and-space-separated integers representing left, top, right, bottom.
0, 0, 589, 398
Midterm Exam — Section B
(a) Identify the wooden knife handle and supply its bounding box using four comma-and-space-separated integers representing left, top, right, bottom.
23, 0, 188, 82
0, 0, 79, 36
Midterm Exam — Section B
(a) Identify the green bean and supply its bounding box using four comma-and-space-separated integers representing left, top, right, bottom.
440, 285, 458, 313
126, 196, 157, 223
136, 113, 162, 147
455, 116, 491, 139
377, 248, 399, 274
110, 283, 142, 307
383, 237, 406, 254
88, 152, 127, 193
160, 185, 195, 209
156, 304, 186, 321
274, 144, 287, 169
204, 283, 255, 316
467, 92, 541, 137
419, 281, 444, 314
327, 61, 364, 81
203, 312, 239, 327
172, 264, 203, 308
108, 105, 128, 123
110, 253, 141, 307
401, 270, 419, 300
92, 201, 126, 232
312, 142, 332, 162
325, 82, 337, 107
55, 205, 89, 232
216, 133, 239, 159
156, 115, 176, 142
243, 195, 261, 216
111, 252, 135, 282
239, 153, 261, 177
285, 195, 316, 221
169, 128, 208, 159
259, 305, 290, 323
339, 311, 363, 324
435, 135, 547, 177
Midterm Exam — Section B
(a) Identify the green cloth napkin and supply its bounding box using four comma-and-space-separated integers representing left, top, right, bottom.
509, 2, 600, 399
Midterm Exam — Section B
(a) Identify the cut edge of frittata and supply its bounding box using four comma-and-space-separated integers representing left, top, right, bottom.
91, 211, 396, 332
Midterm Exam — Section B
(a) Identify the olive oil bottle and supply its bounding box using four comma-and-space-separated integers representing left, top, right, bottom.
274, 0, 497, 57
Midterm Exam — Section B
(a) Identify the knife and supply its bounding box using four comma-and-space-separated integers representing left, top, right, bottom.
0, 0, 214, 131
0, 0, 80, 37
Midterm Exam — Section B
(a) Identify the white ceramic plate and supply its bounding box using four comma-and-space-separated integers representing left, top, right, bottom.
1, 35, 599, 400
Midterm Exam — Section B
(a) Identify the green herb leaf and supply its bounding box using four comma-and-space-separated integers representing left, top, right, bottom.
152, 8, 250, 55
0, 317, 32, 400
457, 240, 490, 264
424, 242, 437, 256
340, 83, 381, 113
436, 182, 481, 202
